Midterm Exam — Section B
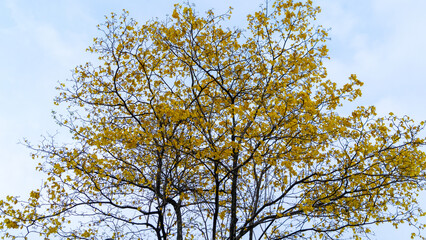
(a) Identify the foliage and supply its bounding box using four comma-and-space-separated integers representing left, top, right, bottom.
1, 0, 426, 239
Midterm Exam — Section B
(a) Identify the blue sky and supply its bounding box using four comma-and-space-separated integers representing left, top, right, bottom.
1, 0, 425, 239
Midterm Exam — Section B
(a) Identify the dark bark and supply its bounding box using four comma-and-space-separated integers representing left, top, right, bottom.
212, 162, 220, 240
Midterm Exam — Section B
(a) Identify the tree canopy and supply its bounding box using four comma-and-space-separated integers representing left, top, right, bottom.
1, 0, 426, 239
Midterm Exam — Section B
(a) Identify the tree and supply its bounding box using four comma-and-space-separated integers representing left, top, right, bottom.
1, 0, 426, 239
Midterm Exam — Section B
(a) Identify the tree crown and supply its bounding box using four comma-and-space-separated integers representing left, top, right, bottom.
1, 1, 426, 239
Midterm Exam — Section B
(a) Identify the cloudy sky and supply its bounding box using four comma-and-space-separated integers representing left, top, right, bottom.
1, 0, 425, 239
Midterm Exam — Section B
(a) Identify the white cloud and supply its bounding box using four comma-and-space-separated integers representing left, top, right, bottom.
317, 0, 426, 121
0, 0, 95, 199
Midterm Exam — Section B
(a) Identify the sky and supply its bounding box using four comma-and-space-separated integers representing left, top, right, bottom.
1, 0, 426, 239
